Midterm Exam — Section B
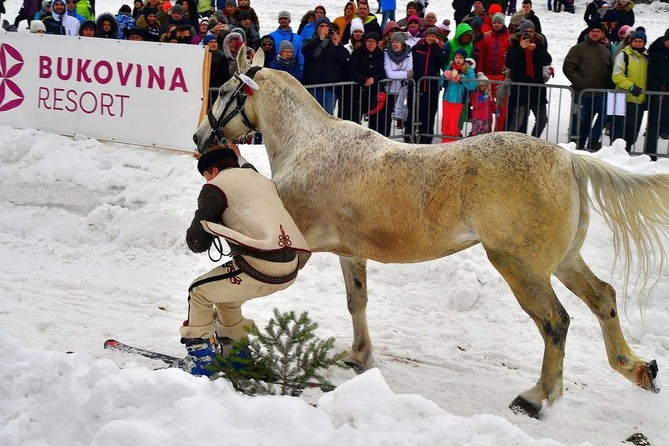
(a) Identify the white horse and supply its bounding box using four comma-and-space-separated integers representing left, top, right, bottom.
193, 47, 667, 418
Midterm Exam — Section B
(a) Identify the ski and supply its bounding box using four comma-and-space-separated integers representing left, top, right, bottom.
103, 339, 335, 392
104, 339, 183, 367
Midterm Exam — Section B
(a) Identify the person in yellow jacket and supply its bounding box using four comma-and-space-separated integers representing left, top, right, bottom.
611, 28, 648, 152
180, 146, 311, 376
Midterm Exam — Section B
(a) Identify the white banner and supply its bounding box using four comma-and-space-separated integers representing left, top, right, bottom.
0, 31, 207, 150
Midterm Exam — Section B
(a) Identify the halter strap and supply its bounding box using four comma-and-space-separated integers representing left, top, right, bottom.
204, 66, 262, 149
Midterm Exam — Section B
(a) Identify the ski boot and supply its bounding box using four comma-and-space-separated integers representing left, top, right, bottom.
216, 335, 255, 371
181, 336, 217, 376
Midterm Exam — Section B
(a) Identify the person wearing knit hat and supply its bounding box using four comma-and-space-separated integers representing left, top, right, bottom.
270, 37, 303, 81
30, 20, 47, 33
347, 27, 387, 133
170, 3, 183, 15
441, 46, 476, 142
383, 20, 400, 39
617, 24, 632, 40
225, 0, 236, 7
563, 22, 610, 151
470, 71, 495, 136
611, 25, 648, 153
270, 9, 304, 75
629, 28, 646, 44
509, 10, 525, 32
342, 0, 382, 45
492, 13, 505, 25
424, 27, 439, 38
436, 23, 450, 42
350, 16, 363, 33
505, 9, 552, 137
385, 30, 413, 130
279, 39, 293, 53
201, 33, 216, 45
182, 145, 310, 377
645, 27, 669, 156
162, 1, 172, 12
402, 22, 446, 143
476, 10, 511, 131
517, 19, 535, 34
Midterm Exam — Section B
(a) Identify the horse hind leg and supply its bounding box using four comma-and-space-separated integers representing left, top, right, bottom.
486, 251, 571, 418
339, 256, 373, 373
554, 254, 660, 393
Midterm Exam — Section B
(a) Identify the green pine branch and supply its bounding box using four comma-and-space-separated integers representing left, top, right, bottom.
208, 309, 347, 396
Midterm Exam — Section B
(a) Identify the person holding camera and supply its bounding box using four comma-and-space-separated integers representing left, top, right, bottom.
302, 17, 349, 115
505, 19, 552, 137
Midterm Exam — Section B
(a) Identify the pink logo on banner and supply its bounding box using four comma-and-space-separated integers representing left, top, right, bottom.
0, 44, 25, 112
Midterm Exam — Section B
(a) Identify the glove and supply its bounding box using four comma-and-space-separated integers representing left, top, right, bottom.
406, 70, 414, 79
629, 85, 642, 97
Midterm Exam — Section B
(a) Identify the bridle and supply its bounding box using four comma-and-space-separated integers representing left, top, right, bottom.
203, 65, 262, 150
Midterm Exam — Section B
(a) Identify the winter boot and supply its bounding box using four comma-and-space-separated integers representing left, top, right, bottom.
215, 334, 255, 371
181, 336, 217, 376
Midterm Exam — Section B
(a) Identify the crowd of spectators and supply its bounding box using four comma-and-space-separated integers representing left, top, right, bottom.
2, 0, 668, 154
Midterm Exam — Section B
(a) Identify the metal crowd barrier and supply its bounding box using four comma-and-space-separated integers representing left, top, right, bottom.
208, 79, 668, 158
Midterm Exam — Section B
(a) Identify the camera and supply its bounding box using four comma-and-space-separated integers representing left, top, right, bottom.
523, 32, 531, 40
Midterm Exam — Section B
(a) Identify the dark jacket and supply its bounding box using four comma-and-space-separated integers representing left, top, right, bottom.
411, 39, 448, 90
506, 32, 552, 103
563, 35, 611, 96
348, 45, 386, 111
302, 37, 350, 85
647, 34, 669, 92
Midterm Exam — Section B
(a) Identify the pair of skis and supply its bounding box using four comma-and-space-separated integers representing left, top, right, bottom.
103, 339, 334, 392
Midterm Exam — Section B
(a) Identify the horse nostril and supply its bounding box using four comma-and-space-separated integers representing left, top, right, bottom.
193, 135, 199, 145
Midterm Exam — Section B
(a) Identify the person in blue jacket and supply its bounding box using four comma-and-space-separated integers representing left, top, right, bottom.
270, 11, 304, 75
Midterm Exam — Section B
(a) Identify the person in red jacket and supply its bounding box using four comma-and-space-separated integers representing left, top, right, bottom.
476, 12, 510, 131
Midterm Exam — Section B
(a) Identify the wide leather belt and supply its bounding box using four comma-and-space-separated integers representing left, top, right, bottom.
235, 255, 298, 285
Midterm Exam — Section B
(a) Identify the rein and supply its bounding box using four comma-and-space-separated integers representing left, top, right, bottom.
204, 66, 262, 149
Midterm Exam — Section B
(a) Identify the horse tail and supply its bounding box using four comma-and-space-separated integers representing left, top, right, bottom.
571, 153, 669, 308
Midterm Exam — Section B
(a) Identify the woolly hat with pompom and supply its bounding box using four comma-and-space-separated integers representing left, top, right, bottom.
629, 28, 647, 43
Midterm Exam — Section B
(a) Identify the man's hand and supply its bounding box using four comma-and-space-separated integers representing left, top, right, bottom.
629, 85, 642, 97
364, 77, 375, 86
331, 32, 340, 45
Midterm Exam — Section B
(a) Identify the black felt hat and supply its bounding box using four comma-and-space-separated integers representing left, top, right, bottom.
197, 148, 239, 174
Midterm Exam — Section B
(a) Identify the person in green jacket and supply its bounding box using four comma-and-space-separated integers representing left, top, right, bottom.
611, 28, 648, 152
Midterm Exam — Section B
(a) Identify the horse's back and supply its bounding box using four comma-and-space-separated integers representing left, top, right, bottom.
452, 133, 581, 274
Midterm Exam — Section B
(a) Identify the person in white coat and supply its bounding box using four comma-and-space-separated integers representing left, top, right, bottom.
384, 32, 413, 132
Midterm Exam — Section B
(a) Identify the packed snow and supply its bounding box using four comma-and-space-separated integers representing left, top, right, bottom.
2, 1, 669, 445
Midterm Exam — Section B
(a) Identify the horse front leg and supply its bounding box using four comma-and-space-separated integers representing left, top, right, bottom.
339, 256, 373, 373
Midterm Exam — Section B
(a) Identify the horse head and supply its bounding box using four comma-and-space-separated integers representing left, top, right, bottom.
193, 44, 264, 154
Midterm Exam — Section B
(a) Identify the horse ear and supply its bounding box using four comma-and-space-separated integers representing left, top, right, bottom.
237, 42, 249, 72
252, 47, 265, 67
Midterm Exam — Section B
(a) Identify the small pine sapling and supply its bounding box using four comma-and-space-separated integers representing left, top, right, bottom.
209, 308, 347, 396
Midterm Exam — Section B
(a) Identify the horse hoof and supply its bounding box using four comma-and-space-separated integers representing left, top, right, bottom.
509, 396, 541, 419
645, 360, 660, 393
343, 359, 365, 375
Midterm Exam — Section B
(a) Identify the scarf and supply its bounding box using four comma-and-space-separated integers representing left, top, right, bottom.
386, 44, 411, 64
313, 37, 331, 58
407, 27, 421, 37
276, 54, 297, 68
524, 38, 535, 79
